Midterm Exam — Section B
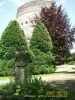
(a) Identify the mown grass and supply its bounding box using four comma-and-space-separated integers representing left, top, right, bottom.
0, 73, 63, 80
33, 72, 75, 78
0, 72, 75, 80
0, 76, 14, 80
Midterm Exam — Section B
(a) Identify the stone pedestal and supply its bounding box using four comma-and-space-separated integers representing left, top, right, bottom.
15, 67, 25, 85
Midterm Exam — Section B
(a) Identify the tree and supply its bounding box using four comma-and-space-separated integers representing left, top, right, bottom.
30, 21, 55, 74
34, 1, 75, 65
1, 20, 28, 60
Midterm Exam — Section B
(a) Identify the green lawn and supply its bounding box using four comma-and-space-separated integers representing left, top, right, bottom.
0, 72, 75, 80
33, 73, 63, 77
0, 73, 61, 80
33, 72, 75, 77
0, 76, 14, 80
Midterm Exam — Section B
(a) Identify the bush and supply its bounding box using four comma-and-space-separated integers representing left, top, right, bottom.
30, 21, 55, 74
20, 78, 56, 96
30, 21, 53, 53
0, 82, 15, 94
39, 65, 48, 74
0, 79, 68, 100
3, 47, 16, 60
0, 78, 55, 96
1, 20, 28, 60
3, 96, 24, 100
66, 52, 75, 65
29, 63, 56, 75
0, 60, 14, 76
68, 61, 75, 65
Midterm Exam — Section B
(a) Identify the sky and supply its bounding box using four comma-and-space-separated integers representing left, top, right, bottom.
0, 0, 75, 52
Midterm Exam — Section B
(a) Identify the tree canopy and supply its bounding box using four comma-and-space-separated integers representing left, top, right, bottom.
30, 21, 55, 74
0, 20, 28, 60
34, 1, 75, 65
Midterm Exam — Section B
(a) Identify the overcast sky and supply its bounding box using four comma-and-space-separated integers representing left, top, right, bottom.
0, 0, 75, 52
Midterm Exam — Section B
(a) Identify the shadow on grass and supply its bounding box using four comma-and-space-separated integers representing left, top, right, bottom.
50, 80, 75, 90
50, 80, 75, 100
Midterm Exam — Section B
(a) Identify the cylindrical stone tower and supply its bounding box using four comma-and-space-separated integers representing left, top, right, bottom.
16, 0, 51, 43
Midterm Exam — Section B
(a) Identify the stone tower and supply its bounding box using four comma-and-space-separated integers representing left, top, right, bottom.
16, 0, 51, 42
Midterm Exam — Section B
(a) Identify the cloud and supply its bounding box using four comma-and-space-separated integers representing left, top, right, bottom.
0, 1, 4, 12
0, 8, 2, 12
9, 0, 25, 6
60, 0, 64, 4
56, 0, 65, 5
0, 1, 4, 7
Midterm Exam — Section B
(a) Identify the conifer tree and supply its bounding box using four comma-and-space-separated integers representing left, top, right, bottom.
34, 1, 75, 65
30, 21, 55, 74
1, 20, 28, 59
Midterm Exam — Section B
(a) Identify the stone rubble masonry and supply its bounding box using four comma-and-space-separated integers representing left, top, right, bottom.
16, 0, 51, 44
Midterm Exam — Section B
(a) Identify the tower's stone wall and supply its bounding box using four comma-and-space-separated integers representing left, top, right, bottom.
16, 0, 51, 42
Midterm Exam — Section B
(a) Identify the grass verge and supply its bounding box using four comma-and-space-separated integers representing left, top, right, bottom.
0, 76, 14, 80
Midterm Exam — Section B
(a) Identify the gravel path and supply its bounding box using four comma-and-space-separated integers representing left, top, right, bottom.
0, 74, 75, 84
0, 73, 75, 90
41, 74, 75, 82
41, 74, 75, 90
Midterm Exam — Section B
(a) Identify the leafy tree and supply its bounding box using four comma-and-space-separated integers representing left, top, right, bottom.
1, 20, 28, 60
34, 1, 75, 65
30, 21, 55, 74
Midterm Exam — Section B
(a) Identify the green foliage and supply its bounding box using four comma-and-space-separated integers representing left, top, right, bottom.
20, 78, 56, 96
3, 47, 16, 60
0, 48, 5, 59
66, 52, 75, 65
35, 1, 75, 65
0, 79, 75, 100
0, 78, 56, 98
1, 20, 28, 60
0, 82, 15, 93
0, 60, 14, 76
68, 61, 75, 65
30, 21, 55, 74
29, 63, 56, 75
3, 96, 24, 100
30, 21, 52, 53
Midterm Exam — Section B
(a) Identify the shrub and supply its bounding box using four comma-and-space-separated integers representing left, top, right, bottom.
0, 82, 15, 93
0, 60, 14, 76
68, 61, 75, 65
20, 78, 56, 96
30, 21, 55, 74
3, 47, 16, 60
1, 20, 28, 60
66, 52, 75, 65
39, 65, 48, 74
0, 79, 67, 100
29, 62, 56, 75
0, 78, 54, 96
30, 21, 53, 53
